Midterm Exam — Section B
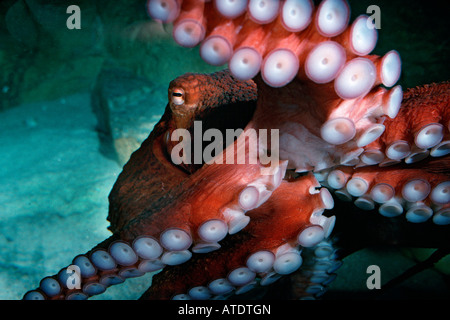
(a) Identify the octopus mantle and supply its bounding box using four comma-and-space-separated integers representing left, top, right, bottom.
24, 0, 449, 300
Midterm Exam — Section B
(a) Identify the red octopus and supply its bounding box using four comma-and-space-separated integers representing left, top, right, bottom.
24, 0, 449, 300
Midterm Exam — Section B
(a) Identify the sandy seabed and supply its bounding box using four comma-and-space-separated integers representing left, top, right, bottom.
0, 92, 154, 299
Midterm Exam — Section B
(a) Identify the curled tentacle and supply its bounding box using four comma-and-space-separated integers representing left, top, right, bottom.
356, 82, 450, 166
317, 156, 450, 224
140, 174, 336, 299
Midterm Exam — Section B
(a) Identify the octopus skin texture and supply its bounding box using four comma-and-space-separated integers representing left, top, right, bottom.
23, 0, 449, 300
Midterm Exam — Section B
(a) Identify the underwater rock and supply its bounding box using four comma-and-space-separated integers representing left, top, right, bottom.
0, 93, 121, 299
24, 0, 70, 33
24, 0, 103, 56
91, 67, 166, 166
5, 0, 38, 47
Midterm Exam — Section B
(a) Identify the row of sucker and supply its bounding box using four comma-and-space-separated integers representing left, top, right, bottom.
24, 238, 167, 300
315, 166, 450, 225
171, 238, 341, 300
146, 0, 402, 97
23, 161, 289, 300
359, 122, 450, 168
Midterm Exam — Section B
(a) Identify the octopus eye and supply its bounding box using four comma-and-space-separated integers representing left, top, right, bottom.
171, 88, 185, 105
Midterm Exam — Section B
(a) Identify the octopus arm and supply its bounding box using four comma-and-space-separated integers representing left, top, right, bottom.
140, 173, 336, 300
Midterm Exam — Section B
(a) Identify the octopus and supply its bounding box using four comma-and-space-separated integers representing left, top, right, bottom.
23, 0, 449, 300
